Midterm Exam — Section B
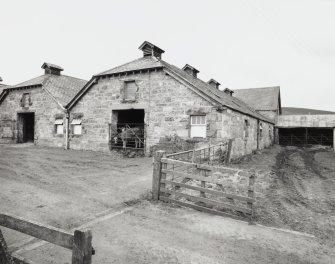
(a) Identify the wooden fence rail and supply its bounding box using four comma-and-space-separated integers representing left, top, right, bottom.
153, 144, 255, 223
0, 212, 93, 264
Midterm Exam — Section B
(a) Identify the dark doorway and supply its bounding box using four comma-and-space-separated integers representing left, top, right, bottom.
17, 113, 35, 143
279, 127, 333, 146
110, 109, 145, 149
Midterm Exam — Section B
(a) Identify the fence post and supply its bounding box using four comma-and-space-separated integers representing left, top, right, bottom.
225, 139, 233, 164
72, 229, 92, 264
0, 229, 14, 264
247, 174, 255, 225
152, 150, 166, 201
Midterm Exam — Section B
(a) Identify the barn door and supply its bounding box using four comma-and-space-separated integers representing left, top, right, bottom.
17, 114, 24, 143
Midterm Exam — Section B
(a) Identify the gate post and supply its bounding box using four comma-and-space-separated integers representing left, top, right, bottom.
71, 229, 92, 264
225, 139, 233, 164
152, 150, 165, 200
0, 228, 14, 264
247, 173, 256, 225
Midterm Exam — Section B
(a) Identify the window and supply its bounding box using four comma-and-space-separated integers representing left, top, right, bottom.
124, 81, 137, 101
20, 93, 31, 107
259, 122, 263, 138
190, 115, 206, 138
54, 119, 64, 134
71, 119, 82, 135
244, 120, 249, 138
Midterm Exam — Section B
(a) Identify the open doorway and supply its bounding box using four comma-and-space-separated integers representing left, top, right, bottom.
110, 109, 145, 149
17, 113, 35, 143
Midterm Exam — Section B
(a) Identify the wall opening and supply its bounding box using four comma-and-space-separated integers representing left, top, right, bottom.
110, 109, 145, 149
278, 127, 333, 146
17, 113, 35, 143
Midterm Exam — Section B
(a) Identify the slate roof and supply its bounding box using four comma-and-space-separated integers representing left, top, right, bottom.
282, 107, 335, 115
233, 86, 280, 111
96, 57, 163, 76
93, 56, 273, 123
0, 83, 11, 96
5, 74, 87, 107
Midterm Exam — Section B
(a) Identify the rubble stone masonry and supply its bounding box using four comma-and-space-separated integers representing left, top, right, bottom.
69, 69, 274, 157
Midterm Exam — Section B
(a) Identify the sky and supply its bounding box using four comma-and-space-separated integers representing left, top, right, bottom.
1, 0, 335, 111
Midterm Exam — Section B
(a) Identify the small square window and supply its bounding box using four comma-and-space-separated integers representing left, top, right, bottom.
71, 119, 82, 135
190, 115, 206, 138
54, 119, 64, 135
124, 81, 137, 101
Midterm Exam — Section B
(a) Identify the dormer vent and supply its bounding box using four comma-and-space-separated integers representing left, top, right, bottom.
224, 88, 234, 96
207, 79, 221, 89
139, 41, 165, 59
182, 64, 199, 78
41, 63, 64, 75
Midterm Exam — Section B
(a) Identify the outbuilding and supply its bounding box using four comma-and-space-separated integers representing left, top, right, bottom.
67, 41, 275, 158
0, 63, 86, 147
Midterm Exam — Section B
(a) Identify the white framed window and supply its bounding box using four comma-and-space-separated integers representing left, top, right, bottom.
54, 119, 64, 135
124, 81, 137, 101
190, 115, 206, 138
71, 119, 82, 135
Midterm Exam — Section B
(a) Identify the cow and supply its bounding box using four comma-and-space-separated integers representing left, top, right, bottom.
120, 126, 143, 149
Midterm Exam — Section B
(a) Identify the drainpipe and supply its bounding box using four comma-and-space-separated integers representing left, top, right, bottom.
257, 119, 260, 150
65, 111, 69, 150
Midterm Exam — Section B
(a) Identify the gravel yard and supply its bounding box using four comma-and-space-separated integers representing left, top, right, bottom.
0, 144, 334, 263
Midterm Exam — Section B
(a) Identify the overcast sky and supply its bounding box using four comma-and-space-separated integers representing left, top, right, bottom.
1, 0, 334, 111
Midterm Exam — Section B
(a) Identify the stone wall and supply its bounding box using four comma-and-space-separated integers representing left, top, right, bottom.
0, 87, 66, 147
69, 69, 275, 158
227, 110, 274, 159
277, 114, 335, 128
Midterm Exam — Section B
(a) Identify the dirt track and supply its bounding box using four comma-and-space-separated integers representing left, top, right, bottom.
233, 145, 335, 246
1, 144, 335, 263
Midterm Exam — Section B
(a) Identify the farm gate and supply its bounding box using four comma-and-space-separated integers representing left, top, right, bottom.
152, 142, 256, 223
0, 212, 94, 264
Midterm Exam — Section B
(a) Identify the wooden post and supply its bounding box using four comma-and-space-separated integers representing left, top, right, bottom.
152, 150, 165, 200
71, 229, 92, 264
0, 228, 15, 264
200, 169, 206, 198
247, 174, 255, 225
225, 139, 233, 164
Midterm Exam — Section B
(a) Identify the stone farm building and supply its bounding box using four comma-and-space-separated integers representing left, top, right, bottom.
0, 63, 86, 147
233, 86, 281, 122
66, 41, 275, 158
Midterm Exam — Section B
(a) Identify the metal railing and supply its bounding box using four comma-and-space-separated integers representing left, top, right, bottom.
279, 134, 332, 146
166, 141, 231, 166
109, 123, 145, 149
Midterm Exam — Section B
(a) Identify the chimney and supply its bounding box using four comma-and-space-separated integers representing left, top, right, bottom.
182, 64, 199, 78
41, 63, 64, 75
139, 41, 165, 59
207, 79, 220, 89
224, 88, 234, 96
0, 77, 3, 82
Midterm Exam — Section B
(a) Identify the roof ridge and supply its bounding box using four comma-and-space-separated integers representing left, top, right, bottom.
234, 86, 280, 91
160, 60, 273, 123
53, 74, 87, 82
95, 57, 156, 76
